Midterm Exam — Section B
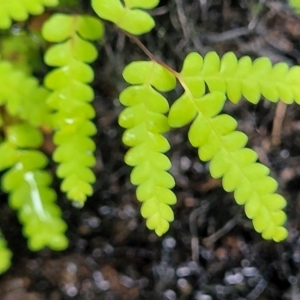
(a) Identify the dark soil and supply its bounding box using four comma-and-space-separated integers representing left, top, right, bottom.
1, 1, 300, 299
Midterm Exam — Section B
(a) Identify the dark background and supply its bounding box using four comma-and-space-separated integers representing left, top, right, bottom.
1, 0, 300, 299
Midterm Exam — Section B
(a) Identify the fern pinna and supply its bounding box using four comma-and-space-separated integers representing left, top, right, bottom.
42, 14, 104, 204
119, 61, 177, 236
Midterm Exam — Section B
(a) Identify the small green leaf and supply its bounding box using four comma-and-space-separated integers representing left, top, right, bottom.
226, 78, 242, 103
202, 51, 220, 75
119, 85, 170, 113
188, 114, 210, 148
272, 227, 288, 242
6, 3, 28, 21
0, 142, 17, 171
61, 175, 94, 202
220, 52, 238, 75
181, 52, 203, 76
71, 35, 98, 63
77, 15, 104, 40
125, 146, 171, 168
262, 194, 286, 211
168, 93, 197, 127
118, 9, 156, 35
195, 92, 226, 117
141, 200, 173, 220
245, 196, 260, 219
222, 164, 241, 192
123, 61, 176, 91
211, 114, 237, 135
7, 124, 43, 148
241, 80, 260, 103
209, 149, 230, 178
44, 61, 94, 86
92, 0, 124, 24
42, 14, 74, 42
131, 165, 174, 187
221, 131, 248, 150
44, 42, 72, 66
198, 131, 222, 161
18, 151, 48, 170
146, 214, 170, 236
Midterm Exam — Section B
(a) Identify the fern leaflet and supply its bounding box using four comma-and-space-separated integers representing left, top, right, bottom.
42, 14, 104, 204
119, 60, 177, 236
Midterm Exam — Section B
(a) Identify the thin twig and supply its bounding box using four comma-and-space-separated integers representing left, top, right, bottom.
203, 216, 239, 247
272, 101, 287, 146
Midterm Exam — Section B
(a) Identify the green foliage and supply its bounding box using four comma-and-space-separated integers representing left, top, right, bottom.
42, 13, 104, 204
0, 0, 59, 29
119, 61, 176, 236
0, 0, 299, 275
0, 62, 69, 251
169, 85, 287, 241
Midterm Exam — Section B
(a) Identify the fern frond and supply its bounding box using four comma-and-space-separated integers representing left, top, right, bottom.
0, 233, 12, 274
0, 126, 68, 251
0, 0, 59, 29
92, 0, 159, 35
180, 52, 300, 104
169, 58, 288, 241
42, 14, 104, 204
119, 60, 177, 236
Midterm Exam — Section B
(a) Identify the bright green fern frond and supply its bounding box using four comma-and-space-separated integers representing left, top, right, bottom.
0, 124, 68, 251
180, 52, 300, 104
42, 14, 104, 204
0, 233, 12, 274
92, 0, 159, 35
169, 88, 288, 242
119, 60, 177, 236
0, 0, 59, 29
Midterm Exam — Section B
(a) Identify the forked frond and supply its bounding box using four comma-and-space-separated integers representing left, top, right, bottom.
168, 53, 289, 242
